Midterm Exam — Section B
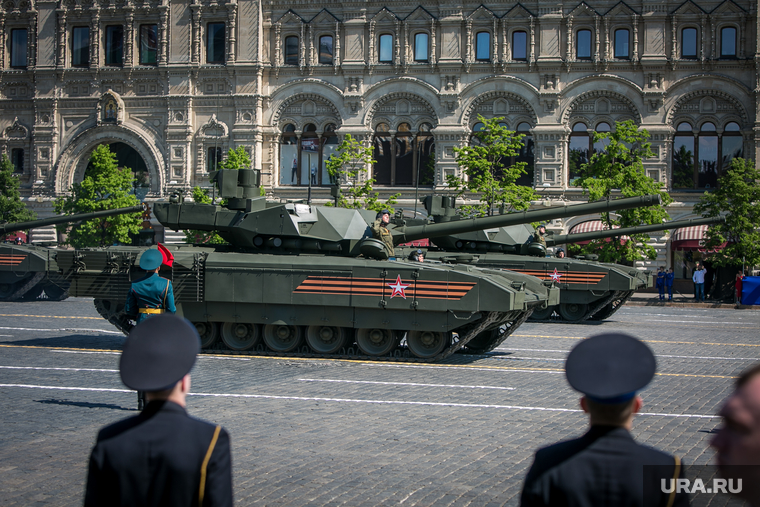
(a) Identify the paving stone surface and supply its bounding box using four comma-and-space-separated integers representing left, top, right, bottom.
0, 299, 756, 505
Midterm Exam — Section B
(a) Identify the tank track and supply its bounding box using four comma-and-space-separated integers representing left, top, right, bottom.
1, 272, 45, 302
528, 291, 619, 324
460, 309, 534, 354
94, 299, 529, 363
589, 290, 634, 321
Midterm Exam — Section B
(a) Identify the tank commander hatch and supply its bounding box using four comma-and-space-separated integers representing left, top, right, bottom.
371, 209, 395, 259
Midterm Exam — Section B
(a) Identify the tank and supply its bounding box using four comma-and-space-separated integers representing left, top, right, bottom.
0, 205, 144, 301
395, 194, 674, 325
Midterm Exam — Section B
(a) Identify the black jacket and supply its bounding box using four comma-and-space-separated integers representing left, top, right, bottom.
84, 400, 232, 507
521, 425, 688, 507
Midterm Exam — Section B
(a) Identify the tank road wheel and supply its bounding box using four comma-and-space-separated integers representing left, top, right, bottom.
529, 305, 556, 320
356, 328, 397, 356
0, 282, 19, 301
306, 325, 347, 354
559, 303, 589, 322
407, 331, 448, 359
221, 322, 260, 351
195, 322, 219, 348
263, 325, 303, 353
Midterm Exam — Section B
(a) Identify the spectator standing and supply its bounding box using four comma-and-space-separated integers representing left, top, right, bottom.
693, 263, 707, 302
656, 266, 666, 301
521, 333, 688, 507
736, 271, 745, 306
665, 268, 675, 301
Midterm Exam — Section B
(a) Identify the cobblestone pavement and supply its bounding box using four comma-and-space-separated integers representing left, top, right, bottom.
0, 298, 756, 506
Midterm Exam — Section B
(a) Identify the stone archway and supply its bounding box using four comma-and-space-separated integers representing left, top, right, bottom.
55, 124, 165, 195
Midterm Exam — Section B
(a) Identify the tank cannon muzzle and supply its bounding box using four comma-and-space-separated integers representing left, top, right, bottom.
0, 204, 145, 236
390, 194, 663, 245
546, 215, 725, 246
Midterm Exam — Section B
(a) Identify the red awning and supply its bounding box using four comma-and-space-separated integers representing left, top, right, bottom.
568, 220, 628, 245
671, 225, 726, 251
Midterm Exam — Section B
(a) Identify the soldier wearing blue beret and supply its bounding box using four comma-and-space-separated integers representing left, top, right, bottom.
85, 315, 233, 507
521, 333, 688, 507
125, 248, 176, 325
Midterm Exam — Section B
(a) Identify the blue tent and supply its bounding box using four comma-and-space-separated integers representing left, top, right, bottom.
741, 276, 760, 305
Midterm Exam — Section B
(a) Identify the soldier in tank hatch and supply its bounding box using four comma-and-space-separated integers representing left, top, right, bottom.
533, 224, 547, 247
521, 332, 688, 506
84, 315, 233, 507
371, 209, 395, 258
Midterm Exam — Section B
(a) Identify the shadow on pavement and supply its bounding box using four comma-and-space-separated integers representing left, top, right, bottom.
35, 398, 136, 411
0, 334, 124, 351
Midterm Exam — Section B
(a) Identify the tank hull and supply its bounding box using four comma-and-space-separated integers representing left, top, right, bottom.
57, 245, 554, 361
0, 244, 70, 301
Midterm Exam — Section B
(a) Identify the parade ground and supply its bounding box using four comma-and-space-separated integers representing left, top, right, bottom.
0, 298, 756, 506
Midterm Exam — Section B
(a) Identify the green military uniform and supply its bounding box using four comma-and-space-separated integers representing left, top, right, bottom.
533, 227, 547, 247
371, 219, 395, 257
125, 272, 177, 324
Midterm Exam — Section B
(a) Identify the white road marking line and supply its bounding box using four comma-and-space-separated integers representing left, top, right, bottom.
365, 363, 564, 374
52, 350, 120, 355
298, 379, 516, 390
0, 366, 117, 372
0, 326, 122, 334
497, 348, 568, 353
616, 319, 738, 325
496, 348, 759, 361
0, 383, 718, 419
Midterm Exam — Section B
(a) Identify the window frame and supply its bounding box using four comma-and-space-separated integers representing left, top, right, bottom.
139, 24, 158, 66
512, 30, 528, 61
318, 34, 334, 65
413, 32, 429, 62
206, 22, 226, 64
10, 28, 27, 68
475, 31, 491, 62
576, 29, 592, 60
671, 120, 743, 190
284, 35, 299, 65
680, 27, 698, 59
10, 148, 23, 174
613, 28, 630, 59
378, 33, 393, 63
71, 26, 90, 67
720, 26, 737, 58
104, 25, 124, 67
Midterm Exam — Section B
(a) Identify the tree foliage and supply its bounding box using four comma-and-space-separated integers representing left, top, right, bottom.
0, 154, 35, 240
693, 158, 760, 268
218, 146, 251, 171
572, 120, 673, 262
325, 134, 399, 212
54, 144, 141, 248
447, 115, 539, 217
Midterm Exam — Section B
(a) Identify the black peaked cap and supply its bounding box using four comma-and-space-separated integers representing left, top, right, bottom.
565, 333, 656, 401
120, 315, 200, 391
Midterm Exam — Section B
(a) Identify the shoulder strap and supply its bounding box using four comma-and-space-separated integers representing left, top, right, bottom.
198, 425, 222, 505
665, 455, 681, 507
162, 279, 170, 308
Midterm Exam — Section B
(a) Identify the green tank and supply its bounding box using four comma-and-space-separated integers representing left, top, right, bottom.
395, 194, 675, 325
0, 205, 144, 301
56, 169, 568, 361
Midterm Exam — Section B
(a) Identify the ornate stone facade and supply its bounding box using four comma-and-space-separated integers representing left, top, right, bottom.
2, 0, 757, 268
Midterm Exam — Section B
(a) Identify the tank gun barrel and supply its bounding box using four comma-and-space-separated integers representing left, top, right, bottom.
546, 215, 725, 246
0, 204, 145, 236
390, 194, 663, 245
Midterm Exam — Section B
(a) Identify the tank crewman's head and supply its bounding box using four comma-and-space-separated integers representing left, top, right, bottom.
556, 248, 565, 258
538, 224, 546, 235
376, 209, 391, 225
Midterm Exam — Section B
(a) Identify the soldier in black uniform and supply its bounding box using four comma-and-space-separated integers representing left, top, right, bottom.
521, 332, 688, 507
84, 315, 233, 507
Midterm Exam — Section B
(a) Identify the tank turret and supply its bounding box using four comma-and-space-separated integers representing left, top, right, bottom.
0, 204, 144, 302
545, 216, 725, 246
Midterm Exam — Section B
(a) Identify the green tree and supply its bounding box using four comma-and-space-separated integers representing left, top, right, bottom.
54, 144, 141, 247
448, 115, 539, 217
326, 134, 399, 212
0, 154, 35, 240
183, 186, 227, 244
573, 120, 673, 263
693, 158, 760, 268
218, 146, 251, 171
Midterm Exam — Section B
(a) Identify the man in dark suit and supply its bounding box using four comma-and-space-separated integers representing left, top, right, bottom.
521, 332, 688, 507
84, 315, 233, 507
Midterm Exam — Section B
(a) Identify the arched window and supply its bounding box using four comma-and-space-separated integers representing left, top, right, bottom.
378, 34, 393, 62
373, 122, 435, 187
414, 33, 429, 62
280, 124, 298, 185
698, 122, 718, 189
322, 124, 339, 184
681, 28, 697, 59
569, 123, 589, 183
721, 27, 737, 57
279, 123, 339, 186
593, 122, 611, 153
319, 35, 334, 64
576, 30, 592, 59
514, 123, 534, 187
284, 36, 298, 65
672, 121, 740, 190
722, 122, 743, 172
672, 122, 695, 190
476, 32, 490, 61
614, 29, 629, 59
512, 31, 527, 60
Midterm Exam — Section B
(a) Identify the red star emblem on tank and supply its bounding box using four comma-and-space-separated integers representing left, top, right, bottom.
387, 275, 410, 299
550, 268, 562, 282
